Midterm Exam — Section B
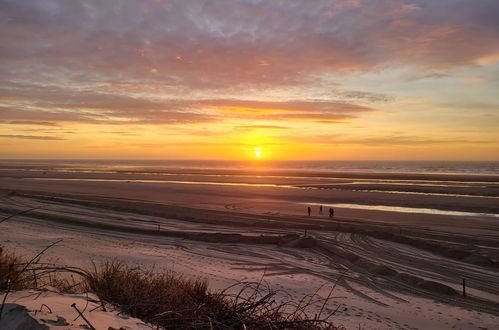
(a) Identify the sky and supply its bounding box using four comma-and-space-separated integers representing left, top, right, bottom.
1, 0, 498, 161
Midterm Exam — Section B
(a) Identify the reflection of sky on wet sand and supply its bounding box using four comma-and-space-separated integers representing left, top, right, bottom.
28, 176, 499, 200
29, 177, 299, 189
307, 202, 499, 218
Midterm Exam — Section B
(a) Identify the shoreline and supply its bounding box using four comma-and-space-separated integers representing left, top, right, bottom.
2, 167, 499, 181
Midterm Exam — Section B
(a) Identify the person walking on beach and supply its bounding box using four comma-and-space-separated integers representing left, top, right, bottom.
329, 207, 334, 218
307, 206, 311, 216
319, 205, 323, 213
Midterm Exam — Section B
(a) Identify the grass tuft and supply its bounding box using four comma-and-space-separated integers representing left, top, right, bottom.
82, 260, 342, 329
0, 247, 34, 291
1, 245, 343, 329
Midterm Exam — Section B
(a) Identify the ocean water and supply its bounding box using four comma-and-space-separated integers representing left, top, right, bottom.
1, 159, 499, 176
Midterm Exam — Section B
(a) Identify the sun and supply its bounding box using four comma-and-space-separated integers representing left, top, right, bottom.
254, 147, 262, 158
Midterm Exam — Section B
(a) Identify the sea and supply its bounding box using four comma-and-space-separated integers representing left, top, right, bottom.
0, 159, 498, 176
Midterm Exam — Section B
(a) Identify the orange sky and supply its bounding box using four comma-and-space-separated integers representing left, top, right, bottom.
1, 0, 498, 160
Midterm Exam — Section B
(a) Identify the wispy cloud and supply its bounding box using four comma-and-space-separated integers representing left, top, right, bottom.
353, 136, 495, 146
287, 134, 496, 146
0, 134, 65, 140
2, 0, 498, 90
0, 88, 375, 125
1, 120, 60, 126
201, 99, 374, 122
234, 125, 289, 130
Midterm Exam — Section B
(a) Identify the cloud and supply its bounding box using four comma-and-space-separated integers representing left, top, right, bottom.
0, 134, 65, 140
0, 80, 376, 124
283, 133, 495, 146
0, 120, 60, 126
403, 72, 449, 82
1, 0, 498, 93
201, 99, 373, 113
0, 80, 219, 125
199, 99, 375, 122
234, 125, 289, 130
352, 136, 495, 146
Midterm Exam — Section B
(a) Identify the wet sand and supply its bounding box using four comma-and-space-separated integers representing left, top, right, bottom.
1, 167, 499, 329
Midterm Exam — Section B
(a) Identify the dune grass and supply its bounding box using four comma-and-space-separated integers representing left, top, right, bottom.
0, 247, 31, 291
82, 260, 342, 329
1, 247, 342, 329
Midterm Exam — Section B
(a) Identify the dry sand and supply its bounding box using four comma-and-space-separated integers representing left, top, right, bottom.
1, 290, 151, 329
1, 168, 499, 329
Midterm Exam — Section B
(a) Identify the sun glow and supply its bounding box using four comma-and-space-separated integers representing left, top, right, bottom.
255, 147, 262, 158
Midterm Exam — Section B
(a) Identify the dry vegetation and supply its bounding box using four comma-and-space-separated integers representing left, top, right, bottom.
0, 247, 33, 291
0, 246, 344, 329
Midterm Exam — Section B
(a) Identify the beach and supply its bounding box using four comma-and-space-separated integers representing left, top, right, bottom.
1, 161, 499, 329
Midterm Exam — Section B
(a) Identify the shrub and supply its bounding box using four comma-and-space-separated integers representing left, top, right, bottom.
82, 260, 342, 329
0, 245, 343, 329
0, 247, 33, 291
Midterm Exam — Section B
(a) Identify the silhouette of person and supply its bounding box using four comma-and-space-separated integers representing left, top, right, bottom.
307, 206, 311, 216
329, 207, 334, 218
319, 205, 323, 213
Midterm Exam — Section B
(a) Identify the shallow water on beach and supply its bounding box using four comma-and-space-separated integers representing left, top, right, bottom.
2, 160, 499, 214
26, 176, 499, 200
306, 202, 499, 218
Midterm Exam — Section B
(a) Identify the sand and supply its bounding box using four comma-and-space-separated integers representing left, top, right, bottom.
1, 167, 499, 329
1, 290, 151, 329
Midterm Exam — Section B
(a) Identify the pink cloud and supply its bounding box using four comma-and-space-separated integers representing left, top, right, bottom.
2, 0, 498, 92
1, 0, 498, 134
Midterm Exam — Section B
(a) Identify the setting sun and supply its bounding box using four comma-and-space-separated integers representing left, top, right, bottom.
255, 148, 262, 158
